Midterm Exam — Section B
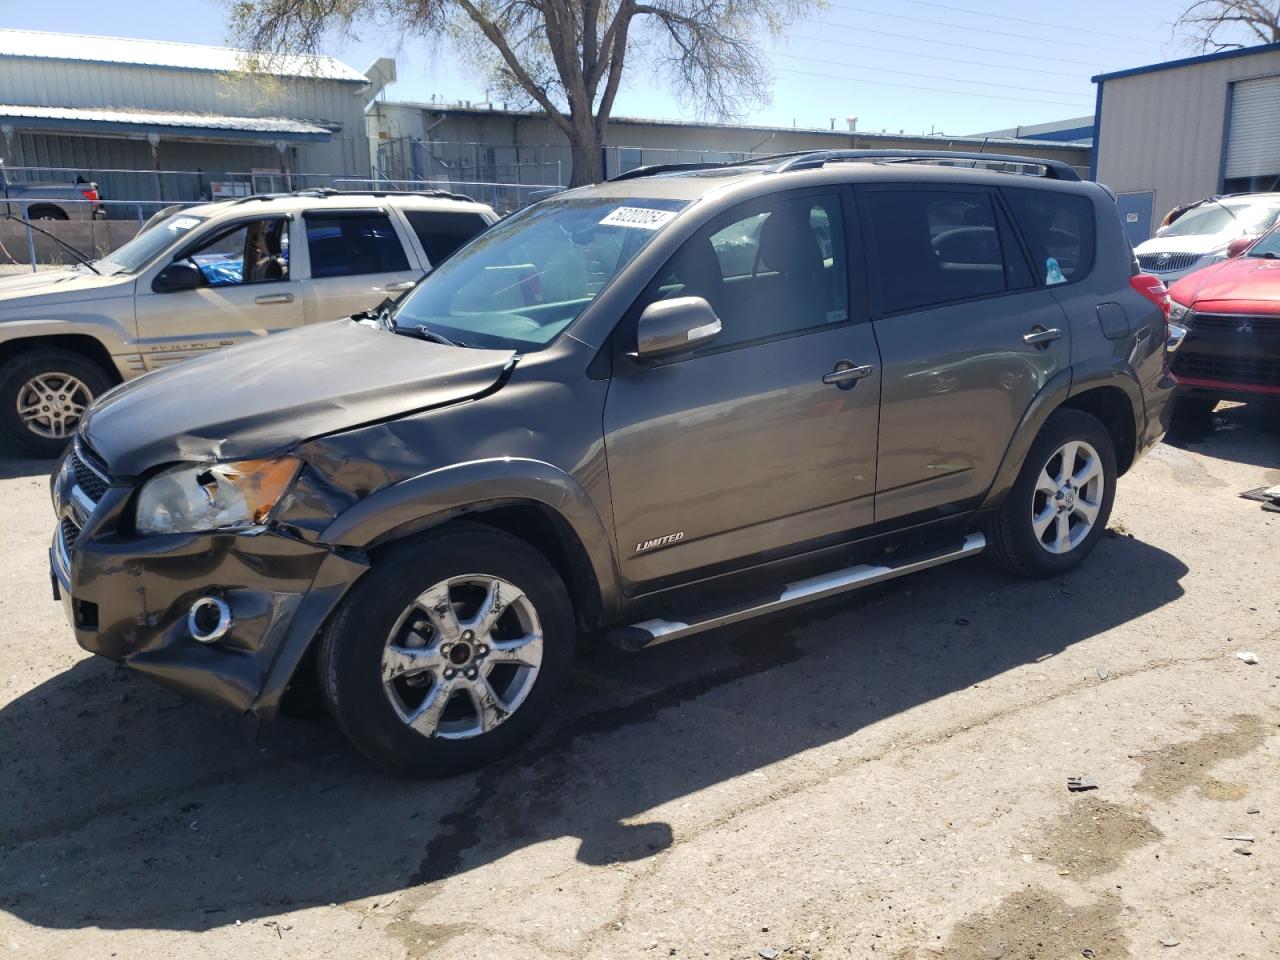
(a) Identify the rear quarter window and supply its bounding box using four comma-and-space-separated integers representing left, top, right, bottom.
1003, 188, 1096, 285
405, 210, 491, 265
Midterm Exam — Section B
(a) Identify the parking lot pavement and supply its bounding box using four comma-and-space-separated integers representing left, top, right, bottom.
1, 409, 1276, 960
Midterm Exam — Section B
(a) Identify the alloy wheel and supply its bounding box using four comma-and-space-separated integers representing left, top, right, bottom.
381, 574, 543, 740
16, 372, 92, 440
1031, 439, 1105, 555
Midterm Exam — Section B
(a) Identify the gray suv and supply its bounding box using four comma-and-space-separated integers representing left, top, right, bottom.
49, 150, 1176, 775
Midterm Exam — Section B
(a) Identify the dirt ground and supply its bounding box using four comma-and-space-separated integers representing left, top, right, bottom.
1, 407, 1276, 960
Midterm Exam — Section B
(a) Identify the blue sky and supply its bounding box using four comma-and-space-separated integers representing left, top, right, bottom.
5, 0, 1202, 134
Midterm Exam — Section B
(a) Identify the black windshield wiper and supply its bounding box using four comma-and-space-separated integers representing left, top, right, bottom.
1250, 250, 1278, 259
4, 213, 100, 274
394, 322, 467, 348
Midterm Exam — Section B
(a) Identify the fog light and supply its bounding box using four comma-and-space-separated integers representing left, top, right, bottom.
188, 596, 232, 643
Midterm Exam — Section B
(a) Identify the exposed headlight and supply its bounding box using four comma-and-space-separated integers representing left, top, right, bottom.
136, 457, 301, 535
1168, 299, 1191, 322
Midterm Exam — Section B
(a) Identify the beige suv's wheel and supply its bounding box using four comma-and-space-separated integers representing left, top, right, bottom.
0, 348, 113, 457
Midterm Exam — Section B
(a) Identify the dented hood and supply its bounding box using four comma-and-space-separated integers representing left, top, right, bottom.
82, 320, 516, 475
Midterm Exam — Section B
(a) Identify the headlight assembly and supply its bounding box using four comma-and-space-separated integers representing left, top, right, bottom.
135, 457, 301, 535
1168, 298, 1191, 323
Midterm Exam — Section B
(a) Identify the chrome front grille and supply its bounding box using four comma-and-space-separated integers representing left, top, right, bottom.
1137, 252, 1201, 273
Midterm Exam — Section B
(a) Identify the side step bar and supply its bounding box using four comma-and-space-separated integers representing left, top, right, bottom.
608, 532, 986, 652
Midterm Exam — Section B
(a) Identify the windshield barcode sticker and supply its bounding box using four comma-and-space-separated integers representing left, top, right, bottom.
167, 217, 201, 231
600, 207, 677, 230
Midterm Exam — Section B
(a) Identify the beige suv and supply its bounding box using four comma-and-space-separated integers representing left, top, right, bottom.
0, 189, 498, 455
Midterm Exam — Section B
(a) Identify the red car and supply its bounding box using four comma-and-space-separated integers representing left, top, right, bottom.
1167, 224, 1280, 416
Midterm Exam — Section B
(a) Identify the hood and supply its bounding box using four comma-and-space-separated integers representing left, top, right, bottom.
82, 320, 516, 475
1134, 232, 1234, 257
0, 267, 131, 307
1169, 256, 1280, 311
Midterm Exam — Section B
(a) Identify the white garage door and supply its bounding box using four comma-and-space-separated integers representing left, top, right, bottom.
1225, 75, 1280, 181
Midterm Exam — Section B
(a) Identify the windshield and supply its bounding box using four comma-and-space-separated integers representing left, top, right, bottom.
1161, 200, 1280, 239
98, 214, 207, 275
392, 195, 688, 350
1248, 225, 1280, 258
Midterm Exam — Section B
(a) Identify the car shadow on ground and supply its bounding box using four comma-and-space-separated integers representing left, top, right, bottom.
0, 532, 1187, 933
1164, 402, 1280, 474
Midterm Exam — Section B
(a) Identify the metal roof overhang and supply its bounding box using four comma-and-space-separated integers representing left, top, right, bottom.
0, 104, 334, 143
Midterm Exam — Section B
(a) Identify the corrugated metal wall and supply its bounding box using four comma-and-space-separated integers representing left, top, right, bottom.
1095, 49, 1280, 227
0, 55, 371, 196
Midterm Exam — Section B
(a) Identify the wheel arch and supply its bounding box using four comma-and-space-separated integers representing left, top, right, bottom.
24, 204, 69, 221
319, 459, 622, 631
0, 334, 123, 385
981, 362, 1144, 510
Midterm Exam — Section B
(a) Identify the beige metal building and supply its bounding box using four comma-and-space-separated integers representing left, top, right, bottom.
0, 29, 380, 205
1093, 43, 1280, 243
366, 101, 1093, 195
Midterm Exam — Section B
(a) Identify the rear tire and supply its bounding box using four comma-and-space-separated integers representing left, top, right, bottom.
0, 348, 113, 457
985, 408, 1117, 578
317, 524, 575, 775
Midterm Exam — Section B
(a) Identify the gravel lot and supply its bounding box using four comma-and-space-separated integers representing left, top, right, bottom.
1, 408, 1277, 959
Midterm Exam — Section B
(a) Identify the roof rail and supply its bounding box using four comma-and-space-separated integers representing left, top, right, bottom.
610, 149, 1081, 183
770, 149, 1081, 180
228, 187, 480, 205
609, 158, 773, 181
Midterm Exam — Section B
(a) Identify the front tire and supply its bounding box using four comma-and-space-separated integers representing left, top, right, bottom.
317, 524, 576, 775
986, 408, 1117, 578
0, 348, 113, 457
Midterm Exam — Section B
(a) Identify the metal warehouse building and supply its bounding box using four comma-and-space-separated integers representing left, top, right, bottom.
1093, 42, 1280, 243
0, 29, 379, 205
367, 102, 1093, 194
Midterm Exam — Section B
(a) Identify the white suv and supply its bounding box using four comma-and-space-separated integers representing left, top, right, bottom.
0, 189, 498, 455
1134, 192, 1280, 284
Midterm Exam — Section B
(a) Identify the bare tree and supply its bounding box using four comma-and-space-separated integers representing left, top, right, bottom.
1175, 0, 1280, 51
231, 0, 812, 185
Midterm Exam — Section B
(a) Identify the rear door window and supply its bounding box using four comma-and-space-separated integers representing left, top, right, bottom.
404, 210, 490, 265
304, 211, 410, 278
1003, 188, 1096, 285
864, 190, 1014, 314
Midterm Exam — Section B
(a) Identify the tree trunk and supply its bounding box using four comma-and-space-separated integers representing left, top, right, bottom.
567, 122, 605, 186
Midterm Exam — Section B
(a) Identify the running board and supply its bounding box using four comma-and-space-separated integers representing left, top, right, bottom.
608, 532, 987, 653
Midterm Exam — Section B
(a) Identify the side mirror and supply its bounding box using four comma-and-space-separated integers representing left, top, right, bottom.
1226, 236, 1254, 259
152, 260, 202, 293
634, 296, 722, 360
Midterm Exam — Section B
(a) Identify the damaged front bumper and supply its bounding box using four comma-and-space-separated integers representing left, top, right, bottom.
51, 453, 367, 719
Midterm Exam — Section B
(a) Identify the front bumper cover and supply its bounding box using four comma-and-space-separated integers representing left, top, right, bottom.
52, 483, 366, 719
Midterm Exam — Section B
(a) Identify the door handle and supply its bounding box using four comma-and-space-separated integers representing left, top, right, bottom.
1023, 326, 1062, 346
254, 293, 294, 305
822, 361, 875, 389
384, 281, 416, 292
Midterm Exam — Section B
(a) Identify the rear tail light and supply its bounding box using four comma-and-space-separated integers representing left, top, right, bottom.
80, 185, 100, 210
1130, 273, 1170, 319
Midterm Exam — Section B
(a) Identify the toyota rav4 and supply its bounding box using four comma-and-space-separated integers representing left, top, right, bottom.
50, 150, 1177, 775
